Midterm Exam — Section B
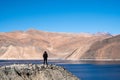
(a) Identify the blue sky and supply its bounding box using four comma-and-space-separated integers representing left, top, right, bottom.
0, 0, 120, 34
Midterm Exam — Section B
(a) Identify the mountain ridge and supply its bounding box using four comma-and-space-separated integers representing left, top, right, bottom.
1, 29, 119, 60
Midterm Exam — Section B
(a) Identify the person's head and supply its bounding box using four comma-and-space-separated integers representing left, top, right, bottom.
44, 51, 47, 53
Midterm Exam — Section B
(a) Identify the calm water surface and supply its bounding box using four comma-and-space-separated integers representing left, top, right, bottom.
0, 60, 120, 80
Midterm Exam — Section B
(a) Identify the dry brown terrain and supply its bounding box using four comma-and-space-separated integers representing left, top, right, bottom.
1, 29, 119, 60
81, 34, 120, 60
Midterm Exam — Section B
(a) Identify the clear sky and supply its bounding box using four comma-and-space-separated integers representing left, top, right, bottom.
0, 0, 120, 34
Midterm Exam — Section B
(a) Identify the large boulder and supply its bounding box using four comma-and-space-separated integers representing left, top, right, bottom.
0, 64, 79, 80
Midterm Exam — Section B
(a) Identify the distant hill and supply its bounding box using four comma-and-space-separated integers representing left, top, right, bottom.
81, 35, 120, 60
1, 29, 118, 60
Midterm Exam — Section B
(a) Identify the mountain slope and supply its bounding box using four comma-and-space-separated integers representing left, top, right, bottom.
0, 30, 113, 60
81, 35, 120, 60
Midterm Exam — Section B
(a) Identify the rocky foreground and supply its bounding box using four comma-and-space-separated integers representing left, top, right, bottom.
0, 64, 79, 80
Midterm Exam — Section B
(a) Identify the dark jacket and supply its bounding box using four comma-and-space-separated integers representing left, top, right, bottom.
43, 51, 48, 59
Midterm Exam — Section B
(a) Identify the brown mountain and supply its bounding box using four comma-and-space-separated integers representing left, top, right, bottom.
0, 29, 116, 60
81, 34, 120, 60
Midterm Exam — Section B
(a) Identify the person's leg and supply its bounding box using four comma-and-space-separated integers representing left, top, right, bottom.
46, 58, 48, 65
44, 58, 48, 65
44, 58, 45, 64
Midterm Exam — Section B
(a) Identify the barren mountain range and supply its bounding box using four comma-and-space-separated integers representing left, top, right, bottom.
0, 29, 119, 60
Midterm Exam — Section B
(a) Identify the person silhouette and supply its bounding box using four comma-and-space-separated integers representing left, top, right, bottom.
43, 51, 48, 65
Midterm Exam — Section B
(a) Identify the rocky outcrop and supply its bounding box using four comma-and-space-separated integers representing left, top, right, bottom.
0, 64, 79, 80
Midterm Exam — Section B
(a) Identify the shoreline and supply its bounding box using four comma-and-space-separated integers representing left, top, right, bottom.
0, 59, 120, 65
0, 59, 120, 61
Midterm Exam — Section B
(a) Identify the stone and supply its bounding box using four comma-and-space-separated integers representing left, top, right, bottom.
0, 64, 79, 80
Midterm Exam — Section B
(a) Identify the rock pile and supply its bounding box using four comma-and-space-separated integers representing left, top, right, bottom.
0, 64, 79, 80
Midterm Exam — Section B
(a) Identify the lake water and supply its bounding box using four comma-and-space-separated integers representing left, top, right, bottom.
0, 60, 120, 80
